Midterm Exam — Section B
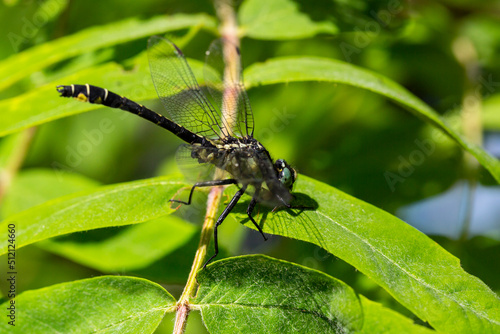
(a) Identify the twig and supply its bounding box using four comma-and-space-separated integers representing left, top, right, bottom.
0, 128, 36, 204
173, 1, 240, 332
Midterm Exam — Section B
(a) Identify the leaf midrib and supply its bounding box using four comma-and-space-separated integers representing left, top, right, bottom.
22, 304, 172, 333
92, 306, 173, 333
0, 179, 185, 252
193, 302, 339, 328
315, 210, 500, 326
18, 179, 183, 222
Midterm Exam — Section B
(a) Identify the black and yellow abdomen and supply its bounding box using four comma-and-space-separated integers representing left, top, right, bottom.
57, 84, 207, 146
57, 84, 120, 106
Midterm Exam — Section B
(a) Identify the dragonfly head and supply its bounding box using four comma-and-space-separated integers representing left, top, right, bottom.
274, 159, 297, 191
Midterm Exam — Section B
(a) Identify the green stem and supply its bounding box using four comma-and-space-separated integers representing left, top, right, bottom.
173, 1, 240, 333
174, 184, 226, 333
0, 128, 35, 204
177, 184, 224, 304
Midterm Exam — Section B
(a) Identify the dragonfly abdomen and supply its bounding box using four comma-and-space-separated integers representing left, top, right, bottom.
57, 84, 208, 146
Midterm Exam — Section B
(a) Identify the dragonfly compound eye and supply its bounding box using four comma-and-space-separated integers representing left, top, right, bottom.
275, 159, 297, 190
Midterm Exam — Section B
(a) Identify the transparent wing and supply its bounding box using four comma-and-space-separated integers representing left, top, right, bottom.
148, 36, 223, 139
176, 144, 238, 184
175, 144, 217, 183
204, 38, 254, 138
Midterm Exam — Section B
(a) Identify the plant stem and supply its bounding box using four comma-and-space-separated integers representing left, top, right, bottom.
174, 181, 224, 300
173, 1, 240, 333
0, 128, 36, 204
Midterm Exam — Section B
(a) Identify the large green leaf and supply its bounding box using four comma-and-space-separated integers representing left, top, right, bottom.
0, 14, 216, 91
228, 175, 500, 333
0, 57, 152, 137
195, 255, 433, 333
358, 296, 434, 333
0, 168, 100, 218
40, 215, 197, 271
0, 54, 208, 137
0, 169, 195, 272
0, 175, 187, 254
0, 276, 175, 333
244, 57, 500, 183
238, 0, 337, 39
195, 255, 364, 333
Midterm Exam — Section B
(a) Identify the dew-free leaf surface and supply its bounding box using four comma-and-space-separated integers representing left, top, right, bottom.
195, 255, 434, 333
238, 0, 337, 39
0, 14, 216, 90
40, 215, 197, 271
195, 255, 363, 334
0, 276, 175, 333
0, 175, 187, 254
244, 57, 500, 183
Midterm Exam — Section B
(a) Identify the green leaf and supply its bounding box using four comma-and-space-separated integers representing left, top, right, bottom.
0, 168, 100, 218
0, 276, 175, 333
0, 54, 208, 137
358, 296, 435, 333
40, 215, 197, 271
0, 169, 196, 272
0, 14, 216, 90
0, 59, 150, 137
230, 175, 500, 333
244, 57, 500, 183
194, 255, 364, 333
238, 0, 337, 40
0, 175, 187, 255
195, 255, 433, 333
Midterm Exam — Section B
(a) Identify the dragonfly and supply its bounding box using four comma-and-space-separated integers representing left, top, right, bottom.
57, 36, 300, 267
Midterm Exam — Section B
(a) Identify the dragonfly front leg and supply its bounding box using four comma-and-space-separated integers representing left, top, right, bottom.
246, 186, 267, 241
170, 179, 237, 205
203, 184, 247, 269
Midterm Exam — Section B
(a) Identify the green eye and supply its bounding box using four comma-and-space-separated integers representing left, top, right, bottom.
275, 159, 296, 189
281, 168, 292, 187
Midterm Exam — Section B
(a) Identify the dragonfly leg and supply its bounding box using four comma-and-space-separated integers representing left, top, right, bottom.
246, 187, 267, 241
170, 179, 237, 205
203, 184, 247, 269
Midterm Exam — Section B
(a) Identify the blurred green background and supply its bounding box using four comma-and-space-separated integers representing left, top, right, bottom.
0, 0, 499, 331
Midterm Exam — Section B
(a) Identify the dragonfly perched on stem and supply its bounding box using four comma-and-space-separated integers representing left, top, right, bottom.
57, 36, 302, 268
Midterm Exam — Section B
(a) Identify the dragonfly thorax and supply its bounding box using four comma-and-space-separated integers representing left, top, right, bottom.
191, 137, 296, 192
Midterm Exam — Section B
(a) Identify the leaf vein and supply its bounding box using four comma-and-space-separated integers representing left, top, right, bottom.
315, 210, 500, 326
